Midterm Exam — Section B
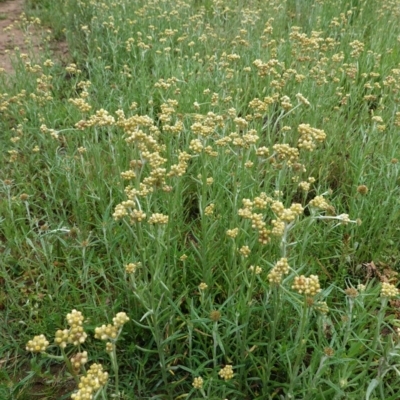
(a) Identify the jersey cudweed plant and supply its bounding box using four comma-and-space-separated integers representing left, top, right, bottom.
26, 310, 129, 398
2, 0, 400, 398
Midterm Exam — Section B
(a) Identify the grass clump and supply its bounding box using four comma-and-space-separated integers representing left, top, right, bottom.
1, 0, 400, 399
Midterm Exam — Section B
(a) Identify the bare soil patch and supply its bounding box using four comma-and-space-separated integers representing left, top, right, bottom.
0, 0, 69, 74
0, 0, 33, 73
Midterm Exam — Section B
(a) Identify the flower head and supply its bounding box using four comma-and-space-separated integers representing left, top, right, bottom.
192, 376, 204, 389
218, 365, 234, 381
292, 275, 321, 296
113, 312, 129, 328
26, 334, 49, 353
381, 282, 399, 298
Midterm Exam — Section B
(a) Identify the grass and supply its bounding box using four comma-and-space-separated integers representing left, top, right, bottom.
1, 0, 400, 399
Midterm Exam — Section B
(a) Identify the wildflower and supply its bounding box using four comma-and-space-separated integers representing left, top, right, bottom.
381, 282, 399, 298
192, 376, 204, 389
130, 209, 147, 223
292, 275, 321, 296
189, 139, 203, 153
68, 325, 88, 346
218, 365, 234, 381
298, 181, 310, 191
226, 228, 239, 239
210, 310, 221, 322
95, 324, 118, 341
105, 342, 113, 353
113, 312, 129, 328
54, 329, 69, 348
268, 258, 290, 284
70, 351, 88, 372
296, 93, 310, 106
315, 301, 329, 314
271, 219, 285, 236
120, 170, 136, 180
357, 284, 366, 292
148, 213, 169, 224
71, 363, 108, 400
256, 146, 269, 156
239, 245, 251, 257
60, 310, 88, 346
199, 282, 208, 290
337, 214, 350, 224
249, 265, 262, 274
66, 310, 83, 325
309, 195, 330, 210
345, 287, 358, 298
26, 334, 49, 353
125, 262, 140, 274
324, 347, 334, 357
204, 204, 215, 216
357, 185, 368, 195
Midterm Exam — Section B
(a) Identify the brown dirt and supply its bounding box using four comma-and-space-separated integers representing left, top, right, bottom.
0, 0, 33, 73
0, 0, 69, 74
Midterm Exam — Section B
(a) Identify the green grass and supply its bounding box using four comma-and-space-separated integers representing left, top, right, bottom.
1, 0, 400, 399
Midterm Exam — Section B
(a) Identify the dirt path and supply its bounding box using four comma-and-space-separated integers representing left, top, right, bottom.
0, 0, 68, 75
0, 0, 33, 73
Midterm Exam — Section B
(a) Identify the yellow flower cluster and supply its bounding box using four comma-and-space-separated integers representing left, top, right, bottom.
297, 124, 326, 151
238, 194, 304, 243
192, 376, 204, 389
381, 282, 399, 298
309, 195, 330, 210
249, 265, 262, 274
204, 204, 215, 216
113, 312, 130, 328
94, 324, 118, 341
349, 40, 365, 58
315, 301, 329, 314
95, 312, 129, 341
298, 176, 315, 191
120, 170, 136, 180
148, 213, 169, 224
71, 363, 108, 400
125, 262, 141, 274
226, 228, 239, 238
55, 309, 87, 348
198, 282, 208, 290
218, 365, 234, 381
239, 245, 251, 257
292, 275, 321, 296
273, 144, 299, 165
168, 151, 191, 177
271, 201, 303, 223
26, 334, 49, 353
296, 93, 310, 106
267, 258, 290, 284
70, 351, 89, 373
280, 95, 292, 110
189, 139, 204, 153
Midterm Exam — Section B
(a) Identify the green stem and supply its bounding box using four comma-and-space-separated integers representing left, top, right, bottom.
212, 321, 219, 369
287, 296, 309, 396
265, 287, 279, 385
109, 341, 120, 396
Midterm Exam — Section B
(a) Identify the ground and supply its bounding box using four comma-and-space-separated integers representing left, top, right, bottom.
0, 0, 68, 74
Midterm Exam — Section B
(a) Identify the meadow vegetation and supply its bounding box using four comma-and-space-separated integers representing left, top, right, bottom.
2, 0, 400, 398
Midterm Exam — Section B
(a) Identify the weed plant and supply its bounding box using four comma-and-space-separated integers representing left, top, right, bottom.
1, 0, 400, 399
